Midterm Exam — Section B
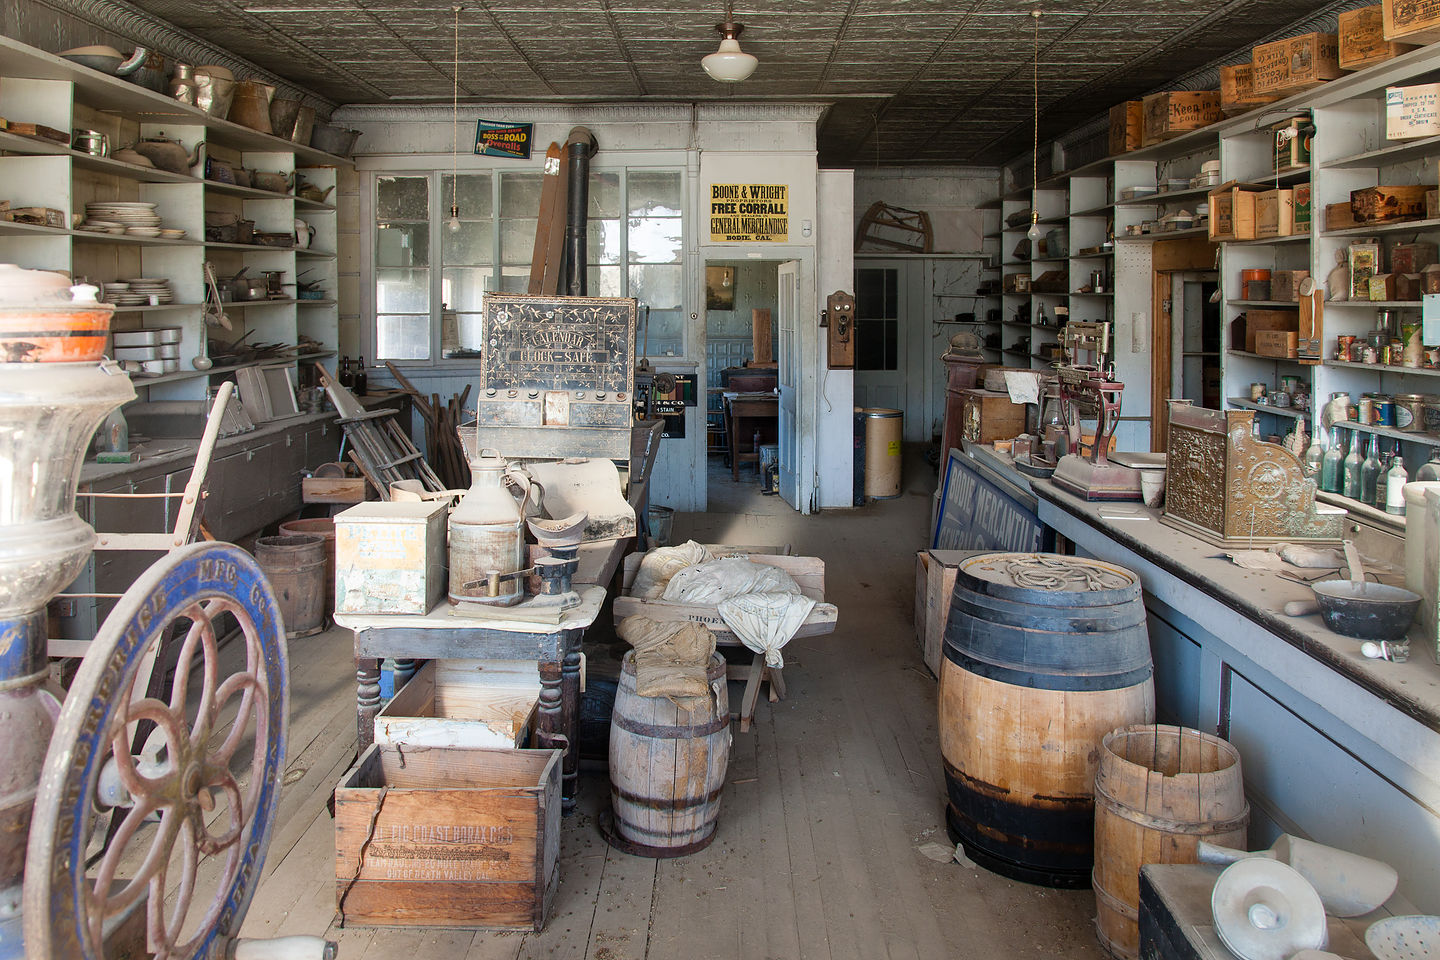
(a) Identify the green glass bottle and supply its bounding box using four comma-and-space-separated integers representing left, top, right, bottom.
1360, 434, 1382, 505
1320, 426, 1344, 494
1343, 430, 1364, 499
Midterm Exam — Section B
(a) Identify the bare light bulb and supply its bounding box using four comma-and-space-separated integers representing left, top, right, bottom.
447, 202, 461, 233
1027, 212, 1042, 241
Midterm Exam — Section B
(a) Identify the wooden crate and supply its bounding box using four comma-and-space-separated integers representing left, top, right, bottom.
1255, 330, 1299, 358
1384, 0, 1440, 44
334, 500, 448, 615
1386, 83, 1440, 139
302, 476, 371, 504
1243, 309, 1299, 352
960, 389, 1026, 444
1340, 5, 1418, 69
1108, 101, 1143, 154
376, 659, 540, 749
1326, 201, 1362, 231
1252, 33, 1342, 96
1256, 188, 1294, 238
334, 745, 561, 930
923, 550, 972, 679
914, 551, 930, 661
1141, 91, 1221, 145
1351, 184, 1428, 223
1207, 181, 1264, 241
1220, 64, 1279, 116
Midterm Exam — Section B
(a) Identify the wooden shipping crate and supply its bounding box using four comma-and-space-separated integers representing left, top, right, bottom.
1255, 330, 1300, 358
1243, 309, 1299, 353
1384, 0, 1440, 44
1220, 64, 1280, 116
923, 550, 971, 679
1252, 33, 1342, 96
1386, 83, 1440, 139
1326, 201, 1362, 231
1208, 181, 1265, 241
1340, 5, 1418, 69
1256, 188, 1294, 238
914, 551, 930, 661
960, 389, 1026, 444
334, 745, 561, 930
302, 476, 371, 504
1272, 270, 1309, 302
376, 659, 540, 749
1351, 184, 1429, 223
1108, 101, 1143, 154
334, 500, 448, 615
1141, 91, 1221, 145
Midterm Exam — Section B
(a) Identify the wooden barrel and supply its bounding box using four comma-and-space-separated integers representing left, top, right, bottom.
608, 651, 731, 857
1093, 724, 1249, 960
863, 408, 903, 499
279, 517, 336, 611
254, 534, 327, 638
938, 552, 1155, 888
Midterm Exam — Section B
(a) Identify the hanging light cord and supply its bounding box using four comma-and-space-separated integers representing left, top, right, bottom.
1031, 9, 1040, 224
451, 6, 460, 219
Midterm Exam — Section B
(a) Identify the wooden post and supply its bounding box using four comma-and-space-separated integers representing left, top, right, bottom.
752, 308, 773, 364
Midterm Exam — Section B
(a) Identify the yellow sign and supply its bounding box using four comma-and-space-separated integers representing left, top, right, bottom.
709, 183, 788, 242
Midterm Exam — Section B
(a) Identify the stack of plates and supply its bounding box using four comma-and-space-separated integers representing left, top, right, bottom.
84, 201, 164, 237
101, 282, 146, 306
123, 278, 175, 304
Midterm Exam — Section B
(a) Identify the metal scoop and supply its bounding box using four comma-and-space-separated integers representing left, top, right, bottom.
1199, 834, 1398, 917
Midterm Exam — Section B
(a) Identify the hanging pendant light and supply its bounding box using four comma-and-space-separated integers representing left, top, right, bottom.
1027, 9, 1044, 241
702, 5, 758, 82
447, 5, 462, 233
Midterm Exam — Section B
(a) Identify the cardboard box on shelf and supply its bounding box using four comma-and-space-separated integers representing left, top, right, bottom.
1272, 270, 1309, 302
1108, 101, 1143, 155
1385, 83, 1440, 139
1244, 309, 1300, 352
1293, 182, 1313, 231
1208, 182, 1266, 241
1340, 5, 1418, 69
1141, 91, 1222, 145
1252, 33, 1342, 96
1383, 0, 1440, 45
1396, 273, 1425, 300
1256, 188, 1295, 238
1369, 272, 1398, 300
1220, 64, 1281, 116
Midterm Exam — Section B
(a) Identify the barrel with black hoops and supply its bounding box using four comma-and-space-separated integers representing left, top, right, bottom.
607, 650, 731, 857
938, 552, 1155, 888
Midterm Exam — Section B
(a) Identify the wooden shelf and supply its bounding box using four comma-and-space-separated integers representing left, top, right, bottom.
1116, 184, 1213, 206
0, 221, 199, 246
1332, 418, 1440, 446
1227, 349, 1308, 363
1226, 397, 1307, 420
1325, 300, 1424, 308
1323, 135, 1440, 170
1069, 204, 1113, 218
1070, 251, 1114, 260
111, 302, 200, 313
1116, 226, 1210, 242
1324, 358, 1440, 378
133, 350, 336, 387
1224, 234, 1310, 246
1227, 300, 1301, 307
1322, 217, 1440, 239
0, 130, 200, 184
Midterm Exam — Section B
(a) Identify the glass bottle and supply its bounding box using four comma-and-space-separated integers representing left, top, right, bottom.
1417, 446, 1440, 482
1320, 425, 1344, 494
1374, 447, 1393, 510
1360, 434, 1383, 505
1343, 430, 1364, 499
1386, 447, 1409, 516
339, 355, 353, 388
1303, 434, 1323, 478
355, 355, 368, 396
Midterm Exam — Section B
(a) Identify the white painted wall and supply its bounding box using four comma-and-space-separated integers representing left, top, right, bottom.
852, 166, 998, 254
817, 169, 855, 510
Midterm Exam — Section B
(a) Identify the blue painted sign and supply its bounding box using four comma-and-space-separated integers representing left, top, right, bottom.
932, 448, 1053, 553
474, 120, 533, 159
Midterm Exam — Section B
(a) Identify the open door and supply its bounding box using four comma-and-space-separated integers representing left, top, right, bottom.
778, 260, 801, 509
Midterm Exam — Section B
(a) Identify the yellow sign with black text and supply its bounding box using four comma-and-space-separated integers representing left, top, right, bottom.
709, 183, 788, 242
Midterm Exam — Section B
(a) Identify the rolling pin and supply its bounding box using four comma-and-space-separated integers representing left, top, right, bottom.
1284, 598, 1320, 617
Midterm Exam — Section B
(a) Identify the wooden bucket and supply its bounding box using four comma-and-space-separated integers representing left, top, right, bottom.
279, 517, 336, 611
862, 408, 903, 499
608, 651, 730, 857
938, 552, 1156, 887
1092, 724, 1249, 960
255, 533, 326, 638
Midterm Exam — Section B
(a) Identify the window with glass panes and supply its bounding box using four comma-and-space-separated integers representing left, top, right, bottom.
373, 167, 685, 363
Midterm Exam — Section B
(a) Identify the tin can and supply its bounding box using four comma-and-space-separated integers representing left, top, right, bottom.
1396, 393, 1428, 431
1374, 397, 1395, 426
1424, 400, 1440, 433
1358, 396, 1375, 424
1336, 335, 1356, 361
1250, 381, 1268, 400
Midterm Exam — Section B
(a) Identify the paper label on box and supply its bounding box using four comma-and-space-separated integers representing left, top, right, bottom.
1424, 294, 1440, 343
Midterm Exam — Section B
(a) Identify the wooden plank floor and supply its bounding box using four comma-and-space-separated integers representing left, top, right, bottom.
237, 455, 1107, 959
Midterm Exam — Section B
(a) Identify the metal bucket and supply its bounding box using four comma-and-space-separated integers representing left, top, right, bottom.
310, 122, 361, 158
269, 96, 303, 140
254, 533, 326, 637
291, 105, 316, 145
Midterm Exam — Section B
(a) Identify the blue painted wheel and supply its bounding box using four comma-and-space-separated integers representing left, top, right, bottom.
24, 542, 289, 960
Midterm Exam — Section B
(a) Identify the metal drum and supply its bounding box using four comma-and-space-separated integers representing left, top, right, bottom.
938, 552, 1155, 887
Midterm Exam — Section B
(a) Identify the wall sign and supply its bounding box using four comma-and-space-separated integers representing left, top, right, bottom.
473, 120, 533, 159
931, 448, 1053, 553
709, 183, 788, 242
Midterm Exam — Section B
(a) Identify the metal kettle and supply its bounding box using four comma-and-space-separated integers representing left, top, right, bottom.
448, 448, 533, 606
130, 134, 203, 175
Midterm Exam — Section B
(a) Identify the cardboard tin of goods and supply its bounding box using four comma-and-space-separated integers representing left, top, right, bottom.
1340, 5, 1418, 69
1370, 272, 1399, 300
1220, 63, 1280, 116
1293, 183, 1313, 231
1243, 309, 1299, 352
1350, 239, 1383, 300
334, 500, 448, 615
1326, 201, 1362, 231
1108, 101, 1143, 155
1429, 189, 1440, 220
1383, 0, 1440, 45
1255, 188, 1294, 238
1351, 184, 1428, 223
1391, 240, 1438, 274
1386, 83, 1440, 139
1207, 181, 1266, 242
1252, 33, 1342, 96
1141, 91, 1221, 145
1396, 272, 1425, 300
334, 744, 561, 930
1255, 330, 1300, 358
1272, 270, 1309, 302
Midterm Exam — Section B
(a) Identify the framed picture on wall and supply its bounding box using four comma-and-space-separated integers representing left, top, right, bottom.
705, 266, 736, 310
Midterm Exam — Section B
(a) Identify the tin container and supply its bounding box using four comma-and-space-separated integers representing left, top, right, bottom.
1337, 335, 1356, 361
448, 449, 530, 607
1424, 401, 1440, 433
1375, 398, 1396, 426
334, 500, 448, 615
1251, 382, 1268, 401
1358, 396, 1375, 424
1396, 394, 1429, 431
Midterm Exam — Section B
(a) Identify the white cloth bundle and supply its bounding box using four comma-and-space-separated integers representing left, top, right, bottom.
661, 557, 801, 605
631, 540, 713, 599
717, 592, 816, 668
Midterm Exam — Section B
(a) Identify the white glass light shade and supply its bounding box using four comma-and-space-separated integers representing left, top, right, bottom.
703, 37, 758, 82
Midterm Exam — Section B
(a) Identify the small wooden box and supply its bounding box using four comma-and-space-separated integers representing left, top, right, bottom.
1351, 184, 1428, 223
1326, 201, 1362, 231
1272, 270, 1309, 301
1109, 101, 1143, 154
1141, 91, 1222, 145
1256, 188, 1294, 238
1220, 64, 1280, 116
1252, 33, 1342, 95
1255, 330, 1300, 358
1244, 309, 1300, 352
1397, 272, 1425, 300
1391, 240, 1438, 273
1293, 182, 1313, 231
1384, 0, 1440, 44
1208, 182, 1263, 241
302, 476, 371, 504
334, 500, 448, 615
960, 389, 1026, 444
1002, 273, 1031, 294
1340, 5, 1418, 69
376, 660, 540, 750
335, 745, 561, 930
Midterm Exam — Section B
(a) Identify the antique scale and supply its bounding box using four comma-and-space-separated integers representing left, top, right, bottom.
1051, 321, 1144, 501
0, 271, 330, 959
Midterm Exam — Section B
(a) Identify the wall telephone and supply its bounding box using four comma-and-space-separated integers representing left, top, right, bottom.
822, 289, 855, 369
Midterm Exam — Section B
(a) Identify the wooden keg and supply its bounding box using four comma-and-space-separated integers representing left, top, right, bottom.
1092, 724, 1249, 960
938, 552, 1155, 887
862, 408, 903, 499
608, 651, 731, 857
254, 534, 327, 638
278, 517, 336, 611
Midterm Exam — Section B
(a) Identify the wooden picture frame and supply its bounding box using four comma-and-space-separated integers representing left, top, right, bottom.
705, 266, 736, 310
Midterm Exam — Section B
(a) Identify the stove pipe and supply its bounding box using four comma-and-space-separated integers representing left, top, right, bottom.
563, 126, 598, 297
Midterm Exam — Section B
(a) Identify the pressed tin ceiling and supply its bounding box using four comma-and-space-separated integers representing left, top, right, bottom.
117, 0, 1343, 165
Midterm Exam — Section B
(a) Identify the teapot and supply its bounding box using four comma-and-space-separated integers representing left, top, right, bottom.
293, 218, 315, 249
295, 176, 336, 204
130, 134, 203, 175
